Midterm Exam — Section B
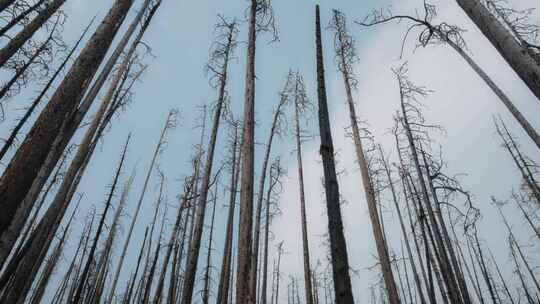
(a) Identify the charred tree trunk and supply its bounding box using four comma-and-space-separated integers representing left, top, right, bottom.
315, 6, 354, 304
0, 0, 47, 37
203, 187, 218, 304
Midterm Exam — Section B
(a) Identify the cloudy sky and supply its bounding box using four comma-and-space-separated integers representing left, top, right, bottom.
3, 0, 539, 303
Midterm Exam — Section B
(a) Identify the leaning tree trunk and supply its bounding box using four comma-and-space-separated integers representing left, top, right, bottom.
0, 0, 134, 237
455, 0, 540, 101
332, 10, 400, 304
314, 5, 354, 304
444, 39, 540, 150
203, 188, 218, 304
293, 79, 314, 304
237, 1, 258, 303
0, 0, 47, 37
0, 16, 93, 163
0, 0, 65, 67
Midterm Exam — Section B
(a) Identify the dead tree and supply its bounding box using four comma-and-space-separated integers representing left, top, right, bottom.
358, 3, 540, 150
289, 71, 316, 304
217, 123, 241, 304
0, 16, 93, 162
0, 0, 47, 37
236, 1, 276, 302
494, 117, 540, 204
0, 0, 135, 238
454, 0, 540, 100
315, 5, 354, 304
0, 0, 65, 67
71, 135, 130, 304
261, 159, 283, 304
250, 71, 291, 301
331, 10, 401, 304
180, 15, 237, 304
202, 184, 219, 304
107, 109, 177, 302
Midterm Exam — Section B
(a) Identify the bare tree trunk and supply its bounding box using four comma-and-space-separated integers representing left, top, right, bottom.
217, 124, 240, 304
292, 74, 314, 304
203, 187, 218, 304
0, 0, 47, 37
260, 174, 272, 304
332, 10, 399, 303
108, 110, 175, 303
445, 39, 540, 150
315, 6, 354, 304
509, 237, 535, 304
275, 243, 283, 304
237, 1, 258, 302
0, 16, 93, 162
0, 0, 134, 237
488, 248, 516, 304
0, 25, 55, 101
379, 147, 426, 304
0, 0, 65, 67
181, 17, 235, 304
455, 0, 540, 100
71, 136, 130, 304
250, 77, 289, 302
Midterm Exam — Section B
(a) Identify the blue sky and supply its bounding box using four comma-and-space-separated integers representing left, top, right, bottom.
2, 0, 539, 303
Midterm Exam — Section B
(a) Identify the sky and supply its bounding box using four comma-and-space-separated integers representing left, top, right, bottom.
1, 0, 539, 303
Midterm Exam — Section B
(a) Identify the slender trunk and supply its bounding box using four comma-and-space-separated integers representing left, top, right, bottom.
261, 169, 273, 304
510, 237, 535, 304
445, 38, 540, 150
0, 0, 65, 67
455, 0, 540, 100
0, 27, 54, 101
237, 1, 258, 302
315, 6, 354, 304
0, 0, 47, 37
0, 0, 15, 13
292, 80, 315, 304
250, 90, 287, 302
217, 125, 240, 304
203, 188, 218, 304
488, 248, 516, 304
143, 208, 167, 304
180, 23, 233, 303
124, 227, 149, 304
380, 148, 426, 304
108, 111, 173, 302
0, 0, 134, 237
71, 136, 130, 304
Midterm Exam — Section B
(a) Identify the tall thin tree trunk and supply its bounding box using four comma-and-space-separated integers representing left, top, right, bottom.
315, 6, 354, 304
250, 78, 289, 302
71, 135, 130, 304
237, 1, 258, 303
332, 10, 399, 303
203, 186, 218, 304
107, 110, 174, 302
293, 75, 314, 304
180, 17, 234, 303
217, 125, 241, 304
0, 0, 65, 67
445, 39, 540, 150
455, 0, 540, 100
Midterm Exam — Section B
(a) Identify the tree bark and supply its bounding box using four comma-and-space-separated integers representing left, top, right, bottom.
455, 0, 540, 101
315, 6, 354, 304
236, 1, 258, 303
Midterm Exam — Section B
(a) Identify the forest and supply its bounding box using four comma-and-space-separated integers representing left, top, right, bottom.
0, 0, 538, 303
